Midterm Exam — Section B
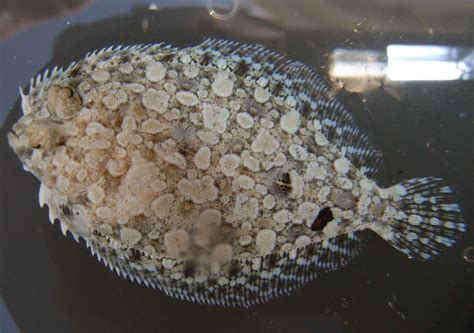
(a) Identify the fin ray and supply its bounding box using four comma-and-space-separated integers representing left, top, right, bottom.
87, 231, 364, 307
312, 98, 384, 177
371, 177, 466, 260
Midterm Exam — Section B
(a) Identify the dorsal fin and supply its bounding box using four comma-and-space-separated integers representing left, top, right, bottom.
193, 38, 288, 83
26, 38, 381, 180
311, 98, 384, 178
194, 38, 331, 102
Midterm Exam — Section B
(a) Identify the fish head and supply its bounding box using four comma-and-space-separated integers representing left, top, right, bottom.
8, 64, 84, 182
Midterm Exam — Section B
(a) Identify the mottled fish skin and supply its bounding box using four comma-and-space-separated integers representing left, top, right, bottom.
8, 39, 466, 307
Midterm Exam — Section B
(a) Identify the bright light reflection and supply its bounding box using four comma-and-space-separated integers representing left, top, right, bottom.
387, 60, 462, 81
387, 45, 463, 81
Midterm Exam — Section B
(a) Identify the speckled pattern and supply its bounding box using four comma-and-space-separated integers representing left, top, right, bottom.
7, 39, 466, 306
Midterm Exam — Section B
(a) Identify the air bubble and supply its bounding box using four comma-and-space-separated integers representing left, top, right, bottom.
207, 0, 238, 20
463, 247, 474, 263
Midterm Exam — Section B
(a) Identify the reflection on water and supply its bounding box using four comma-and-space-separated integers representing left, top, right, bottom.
0, 1, 473, 333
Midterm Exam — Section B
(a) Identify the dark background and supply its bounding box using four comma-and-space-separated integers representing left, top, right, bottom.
0, 1, 473, 332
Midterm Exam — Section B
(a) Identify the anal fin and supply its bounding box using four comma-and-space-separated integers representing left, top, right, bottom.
85, 231, 365, 307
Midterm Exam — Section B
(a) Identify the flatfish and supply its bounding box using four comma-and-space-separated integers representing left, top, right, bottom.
7, 38, 466, 307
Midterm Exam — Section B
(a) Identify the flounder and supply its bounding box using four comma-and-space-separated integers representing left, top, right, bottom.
8, 39, 466, 307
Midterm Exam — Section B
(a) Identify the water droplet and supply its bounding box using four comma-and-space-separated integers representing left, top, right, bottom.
463, 247, 474, 263
207, 0, 238, 20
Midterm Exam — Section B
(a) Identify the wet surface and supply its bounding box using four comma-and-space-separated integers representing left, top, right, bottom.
1, 1, 473, 332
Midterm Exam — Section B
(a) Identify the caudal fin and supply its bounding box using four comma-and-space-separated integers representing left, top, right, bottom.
371, 177, 466, 260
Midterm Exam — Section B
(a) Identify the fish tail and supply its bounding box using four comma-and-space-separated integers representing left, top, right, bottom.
370, 177, 466, 260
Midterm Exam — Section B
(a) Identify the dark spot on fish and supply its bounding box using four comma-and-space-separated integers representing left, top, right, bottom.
179, 145, 195, 158
160, 53, 176, 63
326, 127, 336, 141
272, 81, 284, 96
183, 261, 195, 278
308, 244, 318, 256
234, 60, 250, 76
288, 224, 305, 240
352, 155, 362, 167
341, 129, 351, 141
60, 204, 73, 218
98, 53, 112, 63
274, 172, 292, 196
135, 62, 146, 70
282, 265, 292, 275
332, 251, 341, 263
397, 169, 404, 174
229, 261, 240, 276
196, 284, 206, 294
200, 53, 212, 66
296, 265, 305, 276
130, 249, 141, 261
208, 276, 217, 285
266, 253, 279, 269
120, 55, 130, 64
311, 207, 334, 231
156, 263, 164, 274
249, 275, 258, 284
243, 99, 263, 116
301, 102, 312, 119
69, 67, 80, 78
114, 116, 123, 129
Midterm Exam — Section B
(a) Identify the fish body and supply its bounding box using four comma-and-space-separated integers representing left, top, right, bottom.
8, 39, 466, 306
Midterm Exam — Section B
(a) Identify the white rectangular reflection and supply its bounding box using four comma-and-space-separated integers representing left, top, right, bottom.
387, 60, 462, 81
387, 45, 464, 81
329, 45, 473, 84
